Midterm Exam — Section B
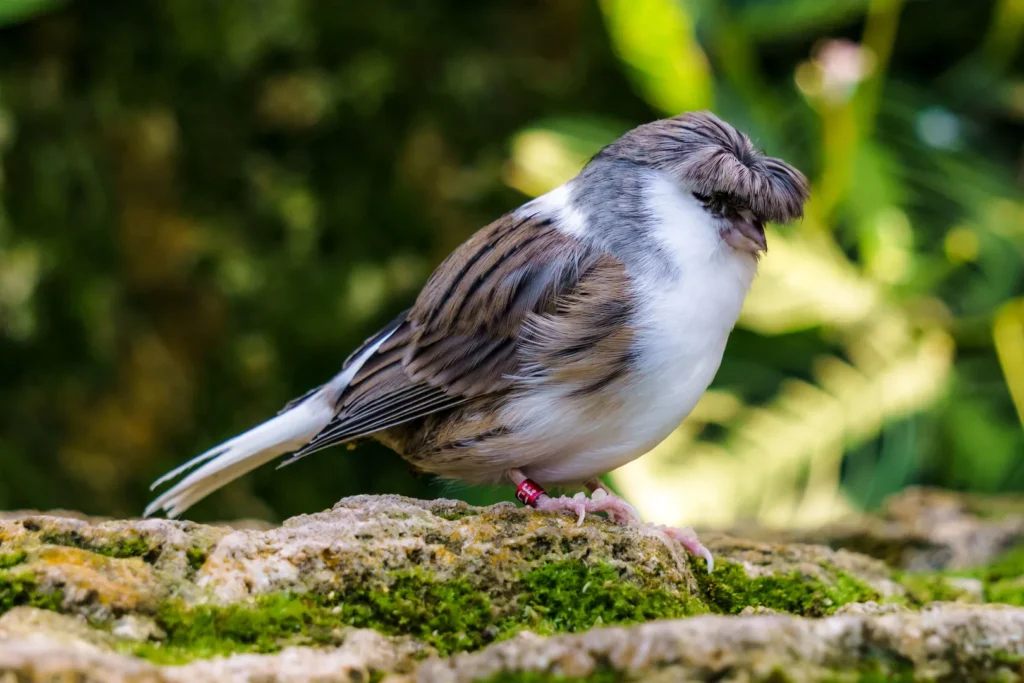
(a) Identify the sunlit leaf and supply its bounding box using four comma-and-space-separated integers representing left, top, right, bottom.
505, 117, 624, 197
599, 0, 713, 114
993, 298, 1024, 429
979, 0, 1024, 69
0, 0, 63, 27
740, 228, 880, 334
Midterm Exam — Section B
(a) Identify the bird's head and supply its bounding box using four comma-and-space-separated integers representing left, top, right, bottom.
600, 111, 809, 255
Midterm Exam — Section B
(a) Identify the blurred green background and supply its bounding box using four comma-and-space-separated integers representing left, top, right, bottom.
0, 0, 1020, 526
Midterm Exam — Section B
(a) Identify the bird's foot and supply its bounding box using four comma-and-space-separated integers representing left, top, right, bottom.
508, 471, 714, 572
533, 487, 643, 526
585, 479, 713, 571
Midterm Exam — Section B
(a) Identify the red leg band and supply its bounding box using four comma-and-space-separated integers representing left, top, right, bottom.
515, 478, 545, 507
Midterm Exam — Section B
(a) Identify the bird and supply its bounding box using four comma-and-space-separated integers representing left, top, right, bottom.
145, 111, 809, 570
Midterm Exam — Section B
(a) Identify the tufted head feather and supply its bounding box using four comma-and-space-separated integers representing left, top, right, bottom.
597, 111, 809, 223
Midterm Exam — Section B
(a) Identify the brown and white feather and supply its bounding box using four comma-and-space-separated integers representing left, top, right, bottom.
282, 210, 611, 464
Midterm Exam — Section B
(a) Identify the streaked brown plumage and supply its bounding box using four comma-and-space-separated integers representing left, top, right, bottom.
284, 214, 636, 484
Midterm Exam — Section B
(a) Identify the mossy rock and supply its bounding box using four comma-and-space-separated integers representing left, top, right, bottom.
696, 535, 902, 616
773, 487, 1024, 572
0, 495, 708, 664
0, 492, 1022, 681
418, 605, 1024, 682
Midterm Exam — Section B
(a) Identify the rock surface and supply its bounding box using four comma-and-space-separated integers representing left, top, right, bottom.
0, 488, 1021, 681
748, 487, 1024, 571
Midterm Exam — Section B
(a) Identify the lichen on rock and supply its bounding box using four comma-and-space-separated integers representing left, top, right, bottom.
0, 488, 1021, 681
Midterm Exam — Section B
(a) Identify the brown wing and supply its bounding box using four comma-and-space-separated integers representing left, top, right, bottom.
391, 253, 638, 483
516, 253, 636, 398
281, 211, 606, 462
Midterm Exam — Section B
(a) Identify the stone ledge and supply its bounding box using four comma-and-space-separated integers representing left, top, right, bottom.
0, 489, 1021, 681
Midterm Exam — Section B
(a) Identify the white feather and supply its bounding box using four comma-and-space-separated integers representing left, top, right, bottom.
145, 327, 398, 518
144, 399, 333, 518
510, 170, 757, 483
518, 182, 588, 237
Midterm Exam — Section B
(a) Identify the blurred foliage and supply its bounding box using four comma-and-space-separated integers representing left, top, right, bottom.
0, 0, 1020, 525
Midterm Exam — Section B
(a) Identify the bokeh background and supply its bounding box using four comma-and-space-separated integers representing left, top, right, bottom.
0, 0, 1020, 526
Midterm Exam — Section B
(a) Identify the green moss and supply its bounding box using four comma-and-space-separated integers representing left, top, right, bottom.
127, 571, 492, 662
38, 530, 79, 548
516, 561, 703, 633
973, 547, 1024, 606
815, 653, 918, 682
337, 570, 493, 654
39, 530, 160, 561
976, 546, 1024, 580
186, 546, 209, 572
855, 656, 916, 682
694, 561, 879, 616
123, 560, 701, 664
126, 593, 342, 664
434, 509, 480, 521
985, 579, 1024, 606
0, 551, 27, 569
0, 571, 64, 613
895, 572, 975, 605
990, 649, 1024, 680
101, 536, 160, 561
992, 650, 1023, 665
450, 662, 925, 682
820, 668, 915, 682
897, 545, 1024, 607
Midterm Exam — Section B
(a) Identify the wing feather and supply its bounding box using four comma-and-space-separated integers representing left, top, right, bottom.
284, 210, 606, 464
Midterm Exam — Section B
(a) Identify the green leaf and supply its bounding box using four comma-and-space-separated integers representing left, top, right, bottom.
0, 0, 64, 27
944, 395, 1024, 492
599, 0, 713, 114
736, 0, 871, 41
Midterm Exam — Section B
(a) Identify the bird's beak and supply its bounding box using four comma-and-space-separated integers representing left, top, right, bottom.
723, 218, 767, 254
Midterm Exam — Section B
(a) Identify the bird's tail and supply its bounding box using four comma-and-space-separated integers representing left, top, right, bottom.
144, 395, 333, 518
145, 320, 401, 518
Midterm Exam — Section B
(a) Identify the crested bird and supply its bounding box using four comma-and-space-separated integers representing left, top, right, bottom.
146, 111, 809, 570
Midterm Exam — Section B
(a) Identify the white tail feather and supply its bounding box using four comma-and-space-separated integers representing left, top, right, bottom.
144, 398, 333, 518
145, 325, 400, 518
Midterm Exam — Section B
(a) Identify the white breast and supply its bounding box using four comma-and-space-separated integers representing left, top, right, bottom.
517, 172, 757, 484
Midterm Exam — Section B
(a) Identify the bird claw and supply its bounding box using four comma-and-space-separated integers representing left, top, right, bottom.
534, 489, 644, 527
702, 547, 715, 574
653, 524, 715, 573
527, 486, 714, 572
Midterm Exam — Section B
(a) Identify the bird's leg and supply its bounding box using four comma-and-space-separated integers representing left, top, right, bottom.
506, 469, 714, 572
